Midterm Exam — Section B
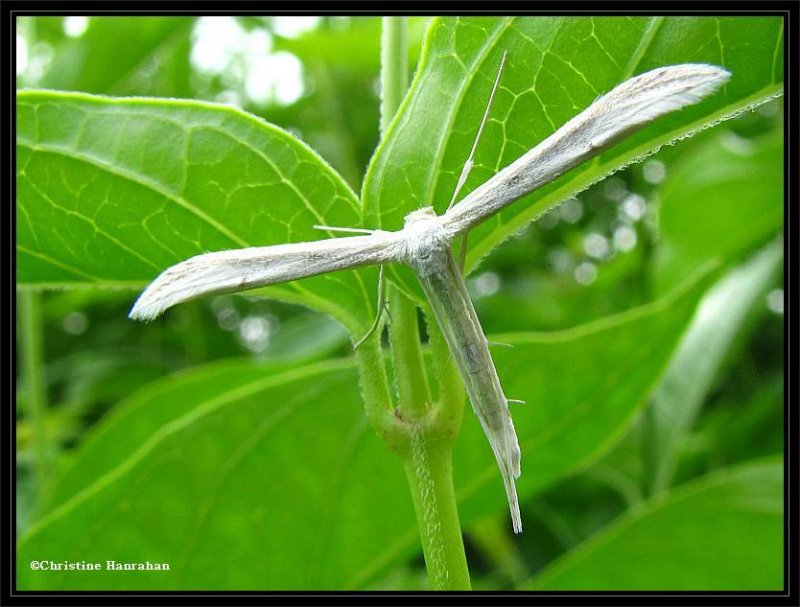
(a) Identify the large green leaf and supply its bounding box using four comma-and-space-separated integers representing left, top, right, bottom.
645, 241, 783, 494
527, 458, 783, 590
275, 17, 426, 74
642, 120, 783, 491
364, 16, 783, 297
24, 17, 195, 97
654, 129, 783, 294
18, 264, 711, 590
16, 91, 376, 332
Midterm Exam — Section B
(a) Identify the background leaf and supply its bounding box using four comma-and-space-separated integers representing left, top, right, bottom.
527, 458, 783, 590
642, 121, 783, 492
18, 266, 711, 590
21, 17, 195, 97
653, 129, 783, 294
645, 241, 782, 494
16, 91, 376, 332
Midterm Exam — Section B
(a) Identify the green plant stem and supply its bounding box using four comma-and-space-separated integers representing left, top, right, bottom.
403, 426, 472, 590
310, 57, 362, 189
388, 285, 431, 418
426, 309, 464, 428
380, 16, 408, 135
353, 328, 398, 447
18, 290, 53, 511
378, 16, 471, 590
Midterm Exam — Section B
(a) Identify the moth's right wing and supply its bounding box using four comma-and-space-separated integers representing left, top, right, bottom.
129, 232, 402, 321
443, 64, 730, 234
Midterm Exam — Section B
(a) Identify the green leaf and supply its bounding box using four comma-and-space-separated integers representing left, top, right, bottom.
24, 17, 195, 97
654, 129, 783, 294
274, 17, 427, 75
16, 91, 375, 333
527, 458, 783, 590
18, 264, 712, 590
642, 120, 783, 492
695, 371, 783, 466
645, 241, 782, 494
257, 311, 350, 363
20, 359, 405, 590
364, 16, 783, 298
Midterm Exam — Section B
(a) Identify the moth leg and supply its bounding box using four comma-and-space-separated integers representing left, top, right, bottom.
313, 225, 377, 235
382, 290, 393, 323
313, 225, 389, 333
353, 265, 387, 350
507, 398, 526, 405
488, 340, 514, 348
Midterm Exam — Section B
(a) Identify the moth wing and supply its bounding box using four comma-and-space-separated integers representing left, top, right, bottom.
444, 64, 730, 234
129, 232, 400, 321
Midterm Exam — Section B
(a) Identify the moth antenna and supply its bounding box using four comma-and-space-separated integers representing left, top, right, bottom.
447, 50, 508, 211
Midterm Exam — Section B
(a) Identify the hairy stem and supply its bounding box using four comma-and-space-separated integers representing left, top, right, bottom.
426, 308, 465, 432
354, 325, 399, 447
378, 16, 471, 590
380, 16, 408, 135
389, 285, 431, 418
403, 426, 471, 590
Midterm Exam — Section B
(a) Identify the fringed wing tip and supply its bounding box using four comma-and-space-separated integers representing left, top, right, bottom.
127, 251, 236, 322
697, 63, 731, 80
656, 63, 731, 105
128, 267, 187, 322
501, 454, 523, 534
128, 289, 166, 322
684, 63, 731, 94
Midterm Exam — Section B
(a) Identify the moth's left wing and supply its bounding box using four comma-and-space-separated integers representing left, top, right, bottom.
129, 232, 402, 321
410, 242, 522, 533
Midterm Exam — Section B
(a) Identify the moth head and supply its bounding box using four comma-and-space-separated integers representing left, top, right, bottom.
403, 206, 438, 227
399, 206, 452, 265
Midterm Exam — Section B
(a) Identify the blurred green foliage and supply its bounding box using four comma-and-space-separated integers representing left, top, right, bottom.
16, 16, 783, 590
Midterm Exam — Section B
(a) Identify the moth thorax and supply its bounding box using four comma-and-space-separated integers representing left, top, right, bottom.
400, 206, 452, 264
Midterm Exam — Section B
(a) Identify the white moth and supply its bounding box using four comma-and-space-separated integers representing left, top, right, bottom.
130, 64, 730, 534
